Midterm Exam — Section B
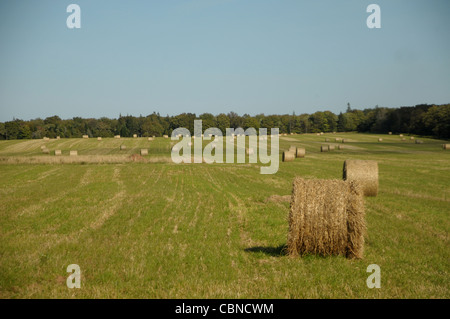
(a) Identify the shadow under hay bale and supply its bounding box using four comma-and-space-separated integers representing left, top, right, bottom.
287, 178, 365, 259
343, 160, 378, 197
282, 151, 295, 162
296, 148, 305, 158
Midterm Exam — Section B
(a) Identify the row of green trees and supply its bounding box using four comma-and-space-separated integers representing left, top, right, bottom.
0, 104, 448, 140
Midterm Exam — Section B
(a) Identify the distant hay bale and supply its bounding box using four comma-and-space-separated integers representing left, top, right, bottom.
316, 133, 320, 136
343, 160, 378, 197
43, 137, 49, 140
40, 145, 46, 150
338, 145, 343, 150
401, 138, 406, 141
321, 145, 329, 152
114, 135, 121, 139
69, 150, 78, 156
410, 136, 415, 140
320, 132, 324, 135
147, 137, 154, 141
54, 150, 62, 156
342, 139, 349, 143
140, 149, 148, 156
287, 178, 365, 259
388, 132, 392, 135
328, 145, 335, 151
120, 145, 127, 150
163, 135, 169, 138
282, 151, 295, 162
378, 138, 383, 142
41, 147, 50, 154
399, 134, 403, 137
296, 148, 305, 158
56, 136, 60, 140
415, 140, 423, 144
133, 134, 137, 138
82, 135, 89, 139
97, 137, 102, 141
335, 138, 342, 142
442, 144, 450, 150
289, 146, 296, 153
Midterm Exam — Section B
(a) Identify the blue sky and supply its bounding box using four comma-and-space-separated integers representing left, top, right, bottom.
0, 0, 449, 121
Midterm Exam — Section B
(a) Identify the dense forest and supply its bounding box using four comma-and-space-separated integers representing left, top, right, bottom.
0, 104, 449, 140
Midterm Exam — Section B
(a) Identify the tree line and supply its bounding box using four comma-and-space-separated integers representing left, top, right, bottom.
0, 103, 449, 140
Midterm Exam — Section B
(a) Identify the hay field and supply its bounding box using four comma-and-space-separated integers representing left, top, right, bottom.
0, 133, 449, 298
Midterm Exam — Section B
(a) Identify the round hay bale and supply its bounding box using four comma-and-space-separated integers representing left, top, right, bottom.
82, 135, 89, 139
342, 139, 349, 143
163, 135, 169, 138
40, 145, 46, 150
114, 135, 121, 139
378, 138, 383, 142
399, 134, 403, 137
415, 140, 423, 144
401, 138, 406, 141
321, 145, 329, 152
43, 137, 50, 140
133, 134, 137, 138
316, 133, 320, 136
410, 136, 415, 140
335, 138, 342, 142
57, 136, 61, 140
140, 149, 148, 156
343, 160, 378, 197
41, 148, 50, 154
120, 145, 127, 150
338, 145, 343, 150
287, 177, 365, 259
328, 145, 335, 151
388, 132, 392, 135
147, 137, 153, 141
443, 144, 450, 150
69, 150, 78, 156
296, 148, 305, 158
97, 137, 102, 141
282, 151, 295, 162
54, 150, 62, 156
289, 146, 296, 153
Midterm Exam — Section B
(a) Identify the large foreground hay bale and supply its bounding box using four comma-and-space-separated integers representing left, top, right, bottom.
282, 151, 295, 162
443, 144, 450, 150
70, 150, 78, 156
296, 148, 305, 158
321, 145, 329, 152
287, 178, 365, 259
343, 160, 378, 197
140, 149, 148, 156
54, 150, 62, 156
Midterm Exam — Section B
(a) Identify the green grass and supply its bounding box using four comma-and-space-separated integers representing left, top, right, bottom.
0, 133, 449, 298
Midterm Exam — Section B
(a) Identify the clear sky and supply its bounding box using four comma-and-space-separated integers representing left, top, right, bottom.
0, 0, 449, 121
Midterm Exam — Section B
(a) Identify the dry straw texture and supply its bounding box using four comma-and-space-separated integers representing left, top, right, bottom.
41, 148, 50, 154
57, 136, 60, 139
163, 135, 169, 138
282, 151, 295, 162
69, 150, 78, 156
343, 159, 378, 197
54, 150, 62, 156
338, 145, 343, 150
378, 138, 383, 142
328, 145, 335, 151
296, 148, 305, 158
97, 137, 102, 141
82, 135, 89, 139
287, 178, 365, 259
443, 144, 450, 150
148, 137, 154, 141
342, 139, 349, 143
114, 135, 121, 139
399, 134, 404, 137
289, 146, 296, 153
133, 134, 137, 138
321, 145, 329, 152
140, 149, 148, 156
120, 145, 127, 150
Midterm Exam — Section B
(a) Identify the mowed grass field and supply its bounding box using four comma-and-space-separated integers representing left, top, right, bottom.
0, 133, 449, 298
